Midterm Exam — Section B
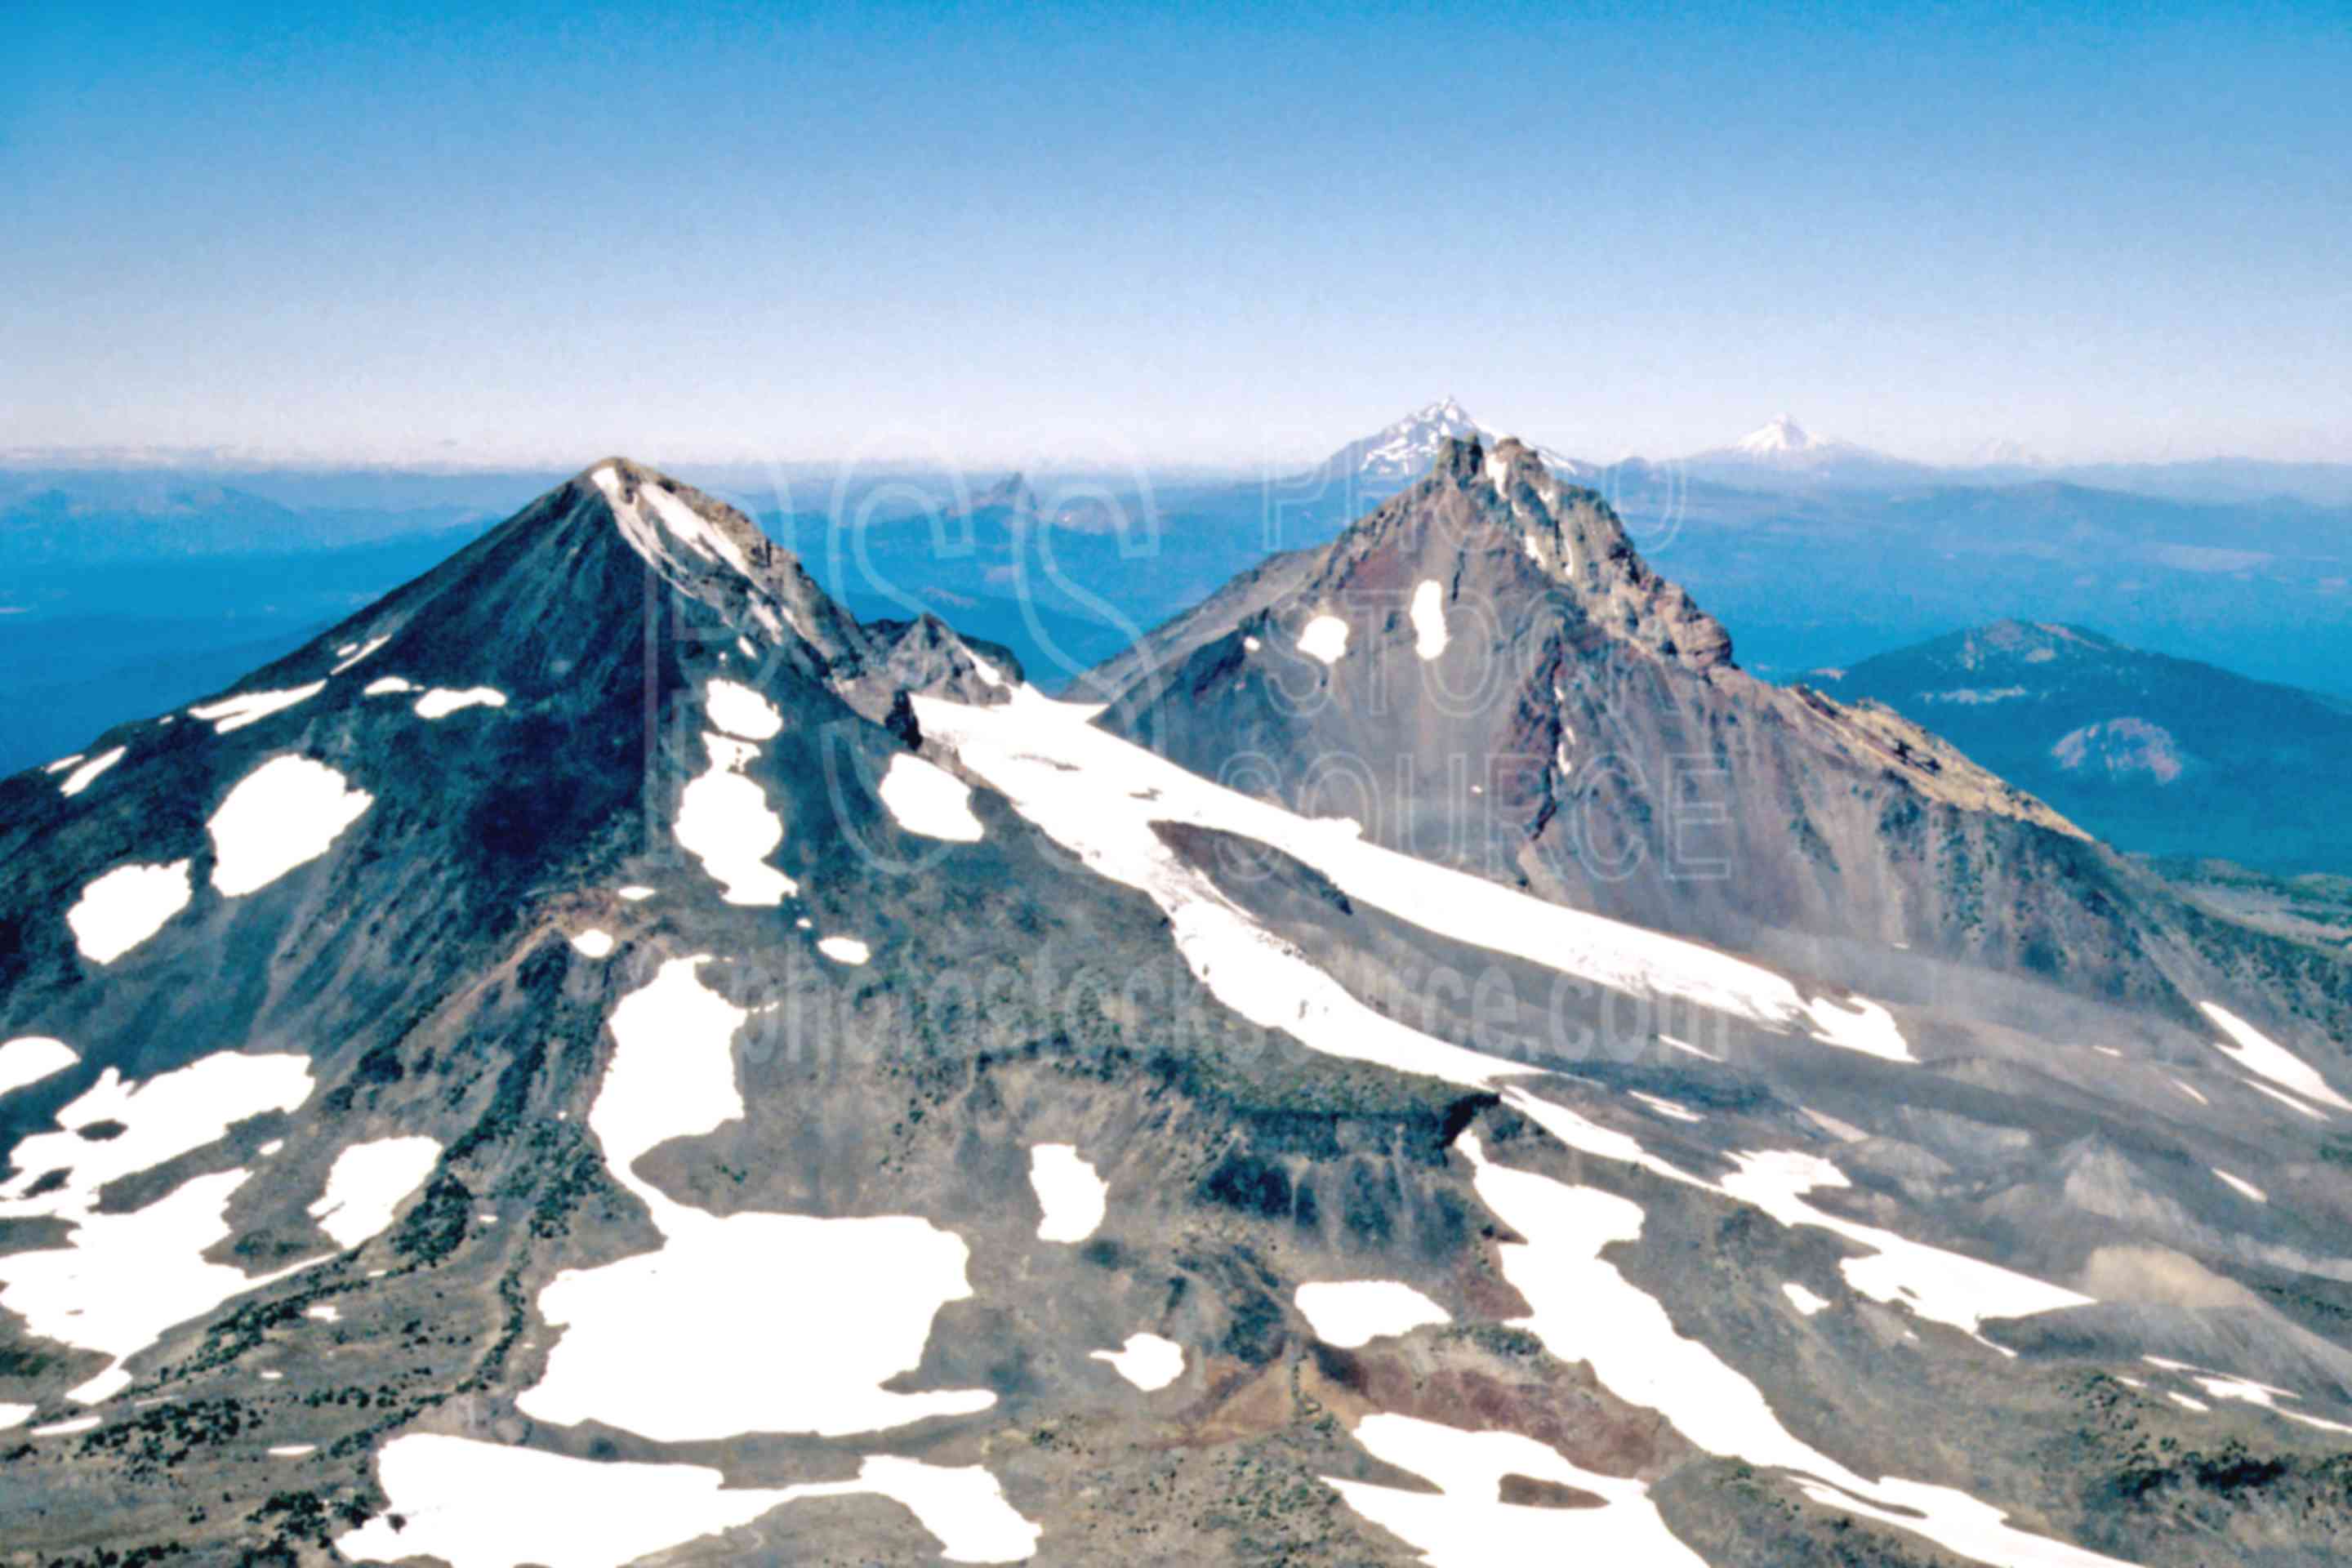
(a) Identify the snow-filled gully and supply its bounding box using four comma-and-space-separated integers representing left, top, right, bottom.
915, 684, 2131, 1568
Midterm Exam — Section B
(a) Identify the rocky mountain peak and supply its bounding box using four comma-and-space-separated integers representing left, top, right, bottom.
1734, 413, 1823, 455
1373, 434, 1734, 673
962, 471, 1039, 516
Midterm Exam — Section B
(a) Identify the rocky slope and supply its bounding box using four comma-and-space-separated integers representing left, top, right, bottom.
1, 455, 2349, 1567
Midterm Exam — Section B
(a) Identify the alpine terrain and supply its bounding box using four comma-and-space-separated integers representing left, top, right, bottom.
4, 445, 2352, 1568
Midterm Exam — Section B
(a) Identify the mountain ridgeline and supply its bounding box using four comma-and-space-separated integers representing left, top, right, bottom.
2, 446, 2350, 1566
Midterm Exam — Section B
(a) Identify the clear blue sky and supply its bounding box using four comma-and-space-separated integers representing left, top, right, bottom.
6, 1, 2347, 468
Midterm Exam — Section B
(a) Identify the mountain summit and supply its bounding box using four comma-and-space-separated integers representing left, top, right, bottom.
1731, 412, 1834, 456
1091, 433, 2109, 956
1316, 398, 1591, 486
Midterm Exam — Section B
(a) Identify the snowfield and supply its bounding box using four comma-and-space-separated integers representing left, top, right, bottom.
413, 686, 508, 719
880, 753, 987, 841
912, 685, 1913, 1062
60, 746, 127, 797
0, 1050, 319, 1404
189, 681, 326, 734
1028, 1143, 1107, 1243
67, 860, 192, 964
1090, 1332, 1185, 1391
207, 755, 373, 897
1325, 1412, 1706, 1567
307, 1136, 443, 1250
0, 1036, 78, 1099
675, 731, 797, 904
2201, 1002, 2352, 1114
1294, 1280, 1451, 1348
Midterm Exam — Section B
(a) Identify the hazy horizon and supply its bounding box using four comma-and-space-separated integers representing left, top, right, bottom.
9, 2, 2348, 470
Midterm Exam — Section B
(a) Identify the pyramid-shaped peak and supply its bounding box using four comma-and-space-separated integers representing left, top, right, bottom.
1735, 413, 1820, 454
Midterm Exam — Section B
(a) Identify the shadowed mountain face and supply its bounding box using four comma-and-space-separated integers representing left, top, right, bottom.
1820, 621, 2352, 878
4, 452, 2352, 1567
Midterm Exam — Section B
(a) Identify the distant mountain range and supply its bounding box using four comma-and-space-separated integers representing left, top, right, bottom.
1817, 621, 2352, 878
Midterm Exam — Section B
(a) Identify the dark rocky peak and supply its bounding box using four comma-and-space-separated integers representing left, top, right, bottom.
960, 471, 1039, 518
1323, 434, 1734, 673
835, 612, 1025, 728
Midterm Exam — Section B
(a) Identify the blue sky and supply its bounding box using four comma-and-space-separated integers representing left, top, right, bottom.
6, 1, 2347, 468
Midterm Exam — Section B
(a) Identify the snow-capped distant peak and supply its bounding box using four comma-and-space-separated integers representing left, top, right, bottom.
1733, 414, 1826, 456
1339, 399, 1590, 483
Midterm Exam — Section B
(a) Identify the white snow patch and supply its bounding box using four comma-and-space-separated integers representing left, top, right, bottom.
307, 1304, 341, 1323
68, 860, 193, 964
1090, 1333, 1183, 1391
270, 1443, 317, 1458
675, 731, 796, 905
208, 755, 373, 897
1460, 1131, 2132, 1567
32, 1415, 100, 1437
1028, 1143, 1107, 1243
617, 885, 655, 901
0, 1051, 318, 1403
343, 1436, 1039, 1568
2168, 1076, 2209, 1106
880, 754, 986, 842
1294, 1281, 1450, 1348
706, 678, 782, 740
817, 936, 871, 965
1296, 614, 1349, 665
362, 676, 414, 696
514, 957, 994, 1442
2143, 1356, 2352, 1436
0, 1037, 77, 1100
2168, 1392, 2209, 1412
329, 636, 389, 675
0, 1403, 32, 1428
1782, 1281, 1832, 1316
2201, 1002, 2352, 1113
1657, 1032, 1722, 1063
2212, 1169, 2268, 1204
1409, 580, 1449, 660
1629, 1090, 1704, 1123
570, 929, 614, 958
1243, 635, 1262, 652
414, 686, 508, 720
641, 480, 756, 578
1716, 1147, 2091, 1350
2241, 1077, 2328, 1120
308, 1137, 442, 1250
339, 1435, 802, 1568
60, 746, 127, 797
45, 754, 85, 774
189, 682, 326, 734
1325, 1412, 1704, 1568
